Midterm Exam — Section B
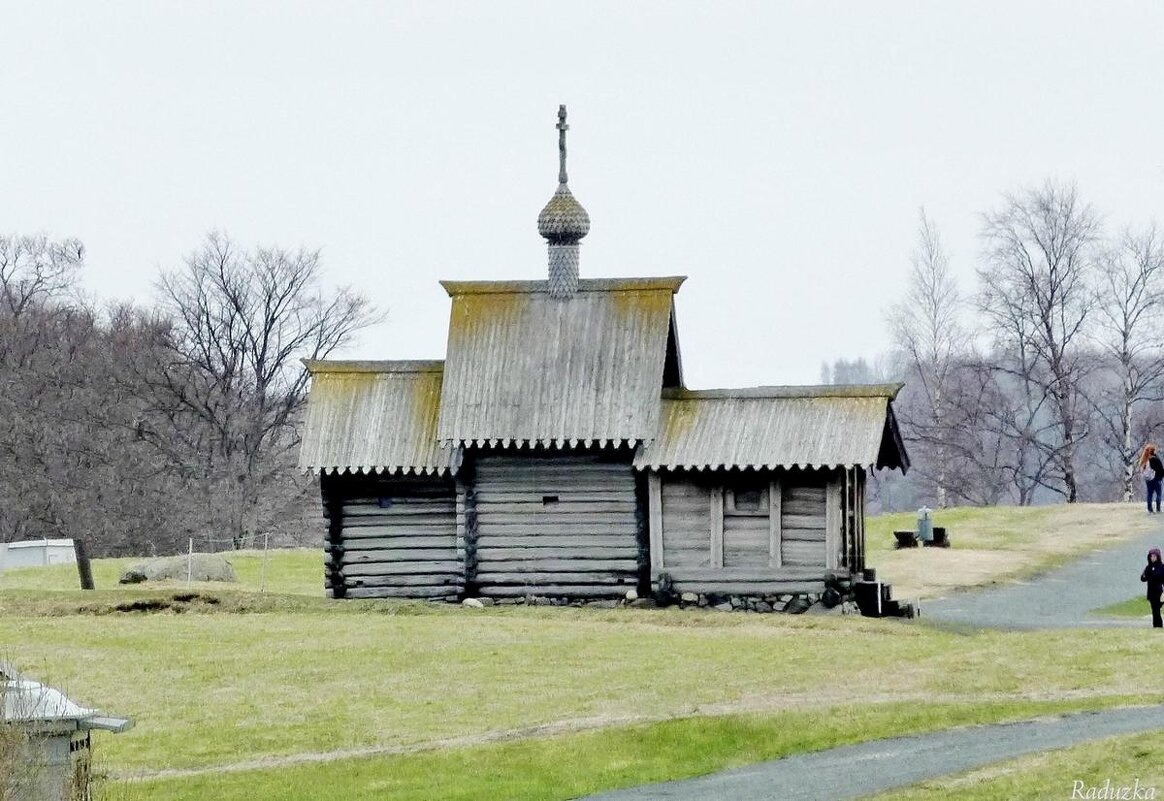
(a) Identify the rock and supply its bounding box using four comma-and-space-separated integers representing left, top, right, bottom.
119, 554, 236, 585
774, 600, 788, 612
625, 589, 639, 602
729, 596, 743, 609
478, 597, 496, 607
785, 596, 812, 614
680, 592, 699, 604
698, 594, 709, 607
589, 599, 619, 609
497, 598, 521, 605
713, 602, 734, 612
461, 598, 485, 609
755, 601, 773, 613
628, 598, 658, 609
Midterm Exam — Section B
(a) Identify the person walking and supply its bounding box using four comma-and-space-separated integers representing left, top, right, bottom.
1141, 548, 1164, 628
1140, 444, 1164, 513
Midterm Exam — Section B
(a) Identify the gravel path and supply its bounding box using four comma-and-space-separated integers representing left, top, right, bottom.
920, 527, 1163, 629
578, 705, 1164, 801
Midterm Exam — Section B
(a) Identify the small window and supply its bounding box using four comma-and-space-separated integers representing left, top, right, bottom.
542, 495, 560, 506
725, 485, 769, 516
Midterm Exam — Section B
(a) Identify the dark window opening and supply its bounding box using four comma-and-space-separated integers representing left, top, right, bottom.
734, 489, 763, 512
542, 495, 560, 505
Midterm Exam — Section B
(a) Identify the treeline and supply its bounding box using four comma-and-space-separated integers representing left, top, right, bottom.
838, 180, 1164, 511
0, 233, 376, 557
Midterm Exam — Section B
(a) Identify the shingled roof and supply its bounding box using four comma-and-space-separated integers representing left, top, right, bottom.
436, 277, 684, 447
633, 385, 909, 472
298, 361, 458, 476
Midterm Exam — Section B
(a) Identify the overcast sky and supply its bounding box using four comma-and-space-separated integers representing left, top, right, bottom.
3, 2, 1162, 387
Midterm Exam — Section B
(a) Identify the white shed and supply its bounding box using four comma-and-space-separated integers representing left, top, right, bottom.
0, 539, 76, 571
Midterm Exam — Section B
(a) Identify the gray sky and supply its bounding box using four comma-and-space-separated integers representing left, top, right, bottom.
3, 2, 1162, 387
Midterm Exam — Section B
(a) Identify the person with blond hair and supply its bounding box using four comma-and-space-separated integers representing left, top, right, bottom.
1140, 444, 1164, 513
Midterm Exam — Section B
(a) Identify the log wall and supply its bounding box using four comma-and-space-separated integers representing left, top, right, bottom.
321, 473, 462, 600
473, 453, 640, 598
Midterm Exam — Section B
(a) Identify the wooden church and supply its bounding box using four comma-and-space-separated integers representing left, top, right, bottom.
299, 107, 909, 602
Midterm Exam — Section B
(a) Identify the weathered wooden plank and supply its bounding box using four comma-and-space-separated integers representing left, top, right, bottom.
477, 585, 630, 598
343, 496, 456, 506
474, 491, 636, 504
782, 540, 826, 567
476, 535, 637, 549
476, 547, 639, 563
780, 528, 826, 542
331, 572, 462, 588
709, 487, 724, 568
342, 549, 458, 564
343, 586, 459, 599
339, 535, 457, 549
826, 477, 840, 570
666, 579, 826, 594
770, 479, 782, 568
474, 501, 638, 514
661, 567, 829, 581
341, 560, 464, 577
780, 512, 827, 530
474, 557, 639, 571
475, 513, 636, 526
342, 519, 457, 531
475, 572, 636, 585
781, 499, 826, 517
723, 517, 769, 532
470, 523, 639, 537
783, 486, 826, 502
661, 549, 712, 568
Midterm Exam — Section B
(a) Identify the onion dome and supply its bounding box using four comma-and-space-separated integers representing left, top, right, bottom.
537, 105, 590, 245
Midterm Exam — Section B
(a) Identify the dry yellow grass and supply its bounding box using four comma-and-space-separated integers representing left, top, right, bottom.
866, 503, 1157, 600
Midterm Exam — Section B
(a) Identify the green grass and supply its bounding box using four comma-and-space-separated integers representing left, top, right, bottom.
0, 548, 322, 596
106, 699, 1150, 801
873, 731, 1164, 799
2, 600, 1161, 775
1093, 595, 1153, 618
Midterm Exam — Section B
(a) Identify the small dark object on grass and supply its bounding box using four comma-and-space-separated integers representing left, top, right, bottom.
923, 527, 950, 548
894, 530, 918, 548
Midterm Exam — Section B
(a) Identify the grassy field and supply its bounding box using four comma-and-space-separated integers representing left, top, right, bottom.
1094, 595, 1153, 618
874, 732, 1164, 799
1, 503, 1161, 800
867, 503, 1158, 600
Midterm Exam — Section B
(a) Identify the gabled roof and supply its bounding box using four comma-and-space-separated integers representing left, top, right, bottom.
436, 277, 685, 447
633, 384, 909, 472
298, 361, 459, 476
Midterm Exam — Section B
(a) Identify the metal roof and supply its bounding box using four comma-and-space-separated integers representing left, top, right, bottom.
298, 360, 459, 475
1, 663, 132, 733
633, 385, 909, 471
436, 277, 685, 446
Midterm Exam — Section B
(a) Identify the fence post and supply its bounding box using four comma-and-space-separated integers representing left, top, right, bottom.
260, 533, 269, 594
74, 539, 95, 590
187, 538, 194, 586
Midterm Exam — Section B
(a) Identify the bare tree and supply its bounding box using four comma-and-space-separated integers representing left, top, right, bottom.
889, 208, 963, 506
1091, 226, 1164, 500
146, 232, 380, 545
979, 180, 1101, 502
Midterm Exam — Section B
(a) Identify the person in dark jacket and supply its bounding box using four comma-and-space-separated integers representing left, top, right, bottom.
1142, 547, 1164, 628
1140, 444, 1164, 513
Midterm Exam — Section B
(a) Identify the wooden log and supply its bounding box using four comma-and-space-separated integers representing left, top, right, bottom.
343, 587, 460, 600
340, 537, 457, 551
474, 513, 636, 526
474, 500, 638, 514
780, 513, 827, 529
782, 540, 827, 567
475, 572, 636, 585
73, 539, 95, 591
476, 547, 639, 563
342, 549, 458, 564
667, 580, 826, 594
342, 519, 457, 531
780, 528, 826, 542
334, 573, 463, 589
660, 550, 712, 568
340, 560, 464, 576
660, 566, 829, 581
477, 585, 630, 598
471, 535, 636, 549
473, 557, 639, 572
